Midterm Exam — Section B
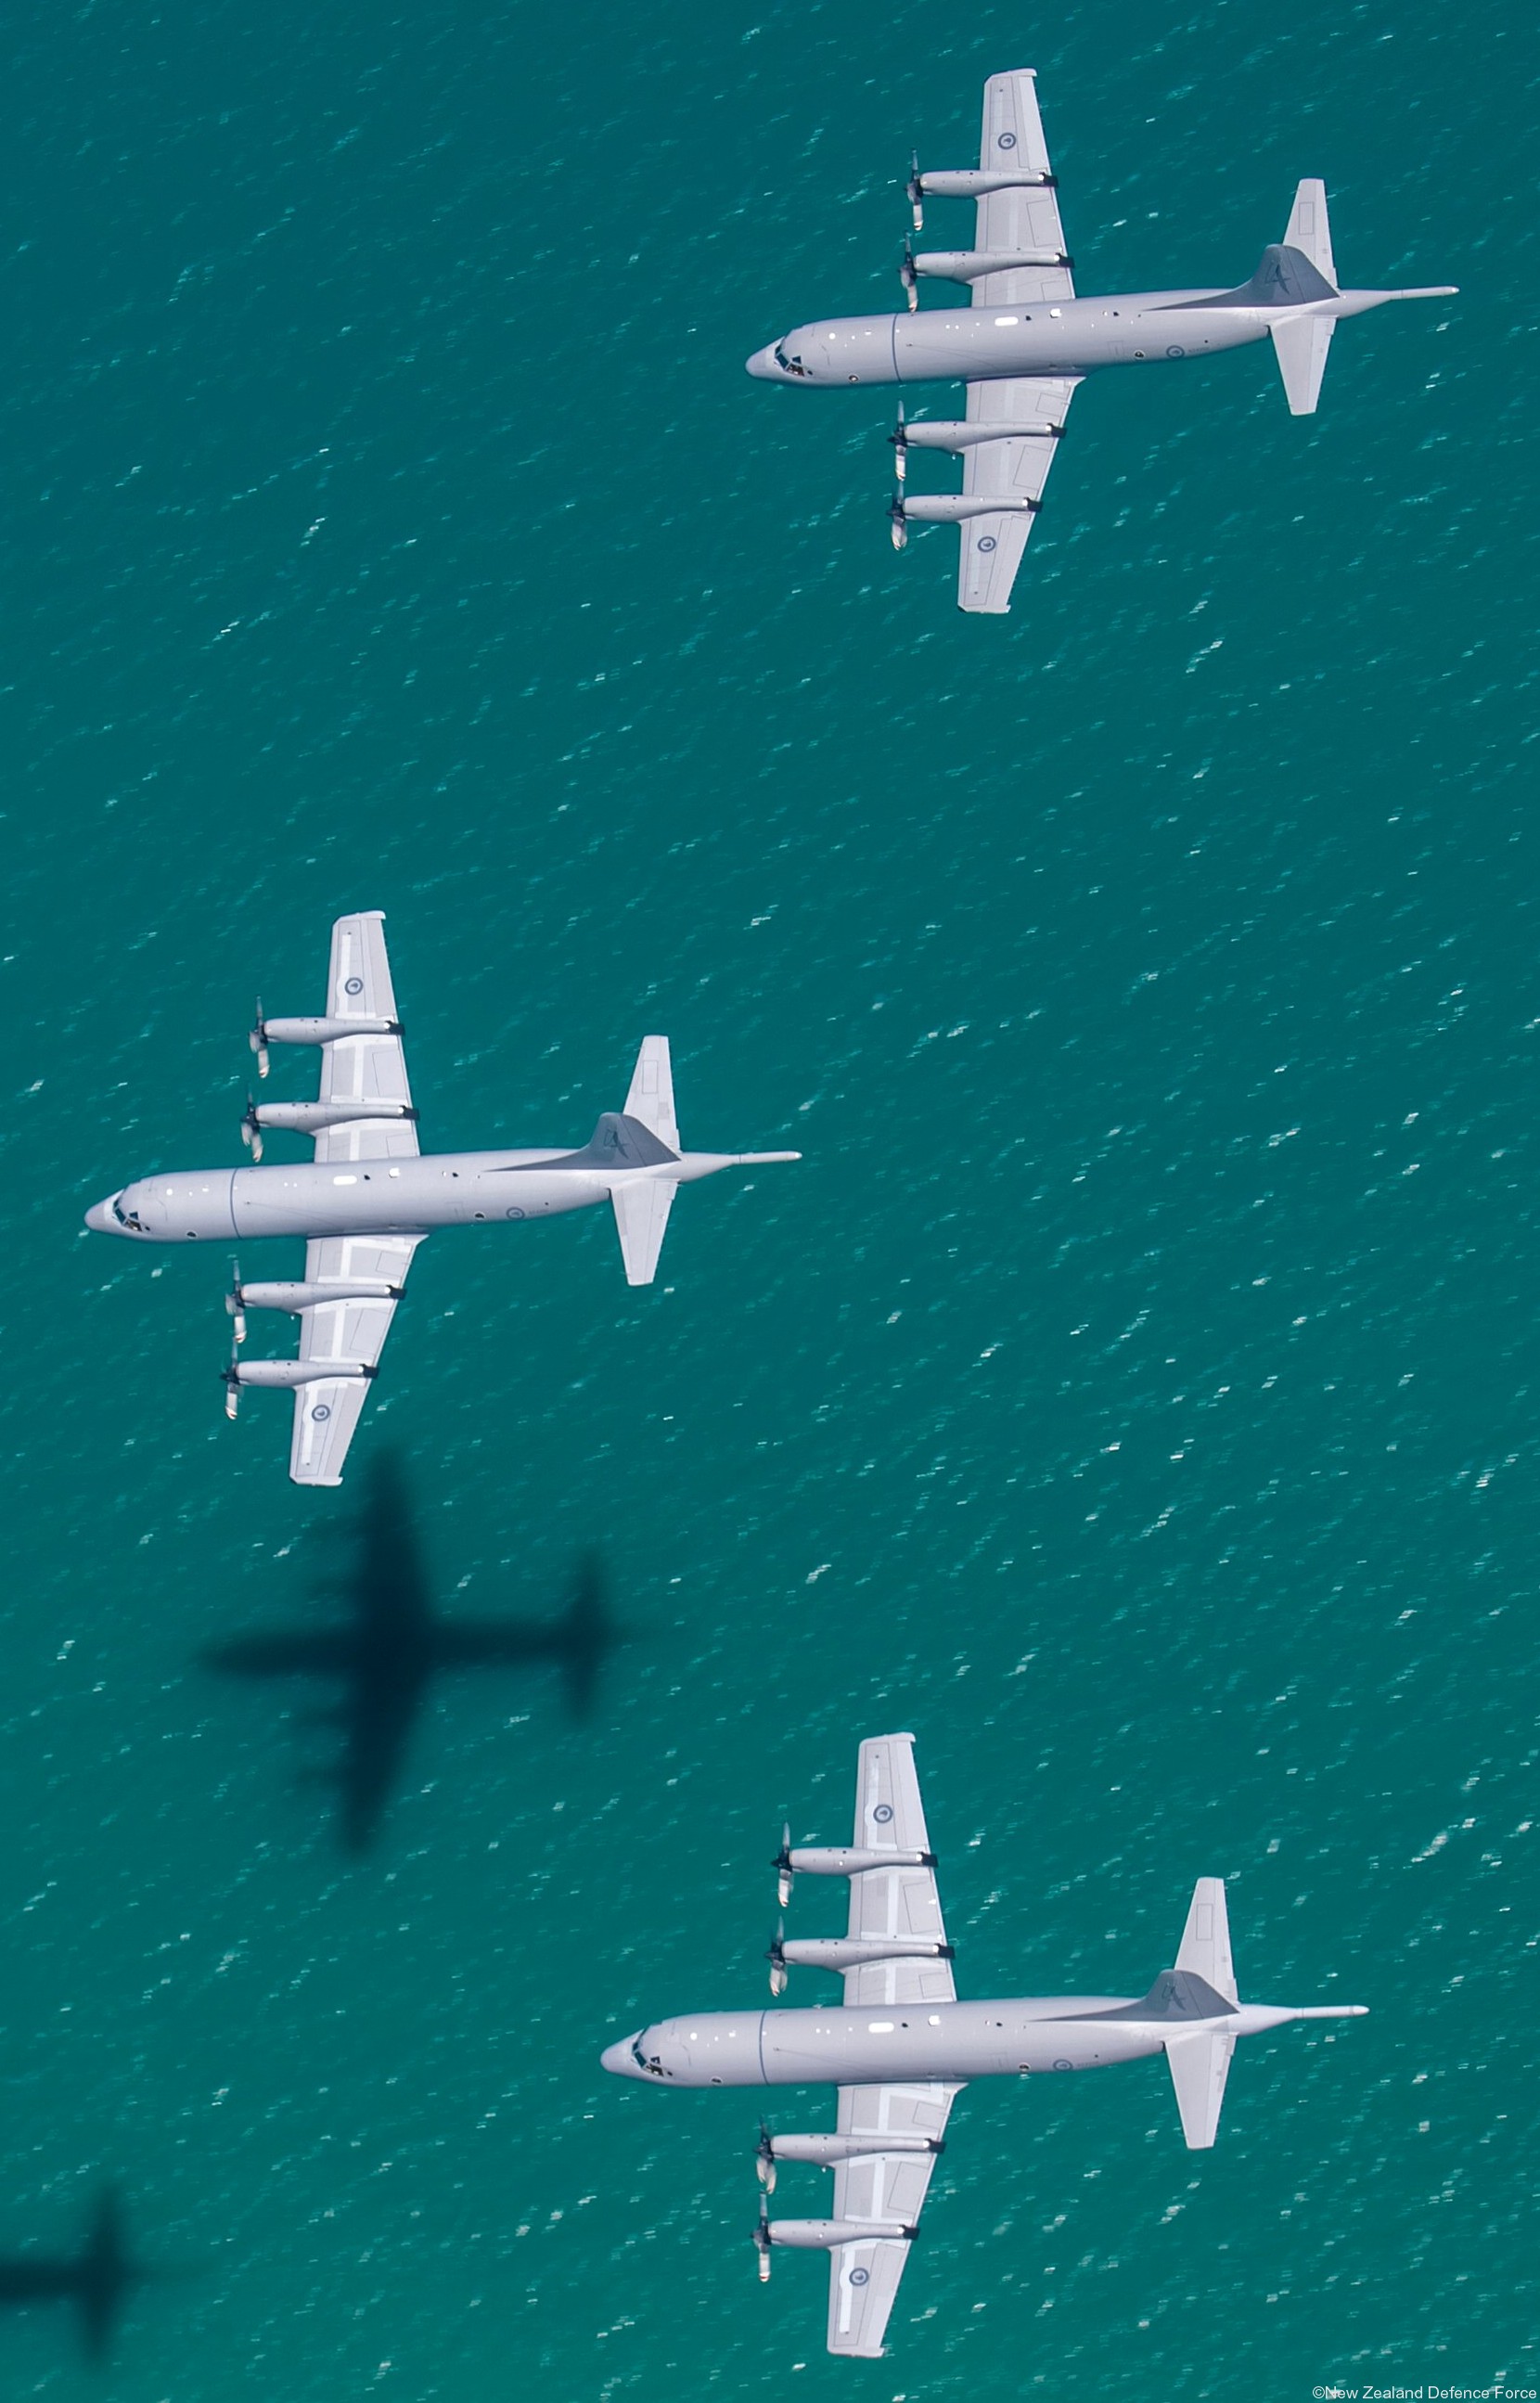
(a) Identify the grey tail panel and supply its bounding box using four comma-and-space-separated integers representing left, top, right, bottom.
512, 1112, 680, 1174
1178, 242, 1339, 310
1076, 1969, 1238, 2024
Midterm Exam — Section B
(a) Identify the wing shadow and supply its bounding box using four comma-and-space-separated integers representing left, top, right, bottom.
0, 2186, 148, 2364
202, 1449, 625, 1850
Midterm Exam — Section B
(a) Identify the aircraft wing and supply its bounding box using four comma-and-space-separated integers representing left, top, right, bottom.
822, 1737, 958, 2355
842, 1732, 956, 2007
972, 71, 1074, 308
825, 2078, 961, 2357
289, 1231, 426, 1486
314, 911, 419, 1164
956, 373, 1079, 614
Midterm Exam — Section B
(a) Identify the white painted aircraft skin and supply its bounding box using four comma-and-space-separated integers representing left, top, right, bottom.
601, 1734, 1367, 2358
746, 70, 1456, 612
83, 911, 798, 1484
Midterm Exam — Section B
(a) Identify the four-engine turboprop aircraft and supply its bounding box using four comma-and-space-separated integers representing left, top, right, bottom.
84, 911, 799, 1486
601, 1733, 1367, 2358
747, 70, 1456, 612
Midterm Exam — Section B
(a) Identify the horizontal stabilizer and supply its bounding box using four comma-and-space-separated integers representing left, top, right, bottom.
1165, 2029, 1236, 2150
1283, 178, 1336, 288
623, 1035, 680, 1154
611, 1176, 676, 1286
1174, 1877, 1238, 2003
1271, 312, 1335, 415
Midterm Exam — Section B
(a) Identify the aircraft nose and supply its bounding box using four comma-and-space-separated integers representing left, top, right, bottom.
600, 2035, 642, 2078
746, 342, 787, 380
84, 1196, 119, 1234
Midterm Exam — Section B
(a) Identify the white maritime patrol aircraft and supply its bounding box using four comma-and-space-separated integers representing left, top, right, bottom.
84, 912, 799, 1487
603, 1733, 1367, 2358
747, 70, 1456, 613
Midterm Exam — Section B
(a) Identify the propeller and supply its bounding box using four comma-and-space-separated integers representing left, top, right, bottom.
239, 1094, 264, 1162
755, 2122, 777, 2194
222, 1331, 242, 1422
906, 149, 924, 233
752, 2193, 772, 2283
899, 238, 918, 312
249, 1000, 269, 1080
767, 1916, 789, 1998
225, 1258, 247, 1345
888, 492, 909, 553
888, 405, 908, 483
773, 1822, 794, 1909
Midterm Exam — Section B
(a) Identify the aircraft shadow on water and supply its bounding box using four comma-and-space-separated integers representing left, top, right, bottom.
203, 1451, 623, 1850
0, 2187, 148, 2364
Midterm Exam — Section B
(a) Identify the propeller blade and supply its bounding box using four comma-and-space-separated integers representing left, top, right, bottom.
222, 1335, 241, 1421
753, 2194, 772, 2282
767, 1915, 788, 1999
239, 1095, 263, 1163
249, 999, 269, 1080
755, 2123, 777, 2194
774, 1821, 793, 1909
225, 1257, 247, 1345
889, 404, 908, 482
888, 492, 908, 553
906, 149, 924, 234
900, 238, 918, 312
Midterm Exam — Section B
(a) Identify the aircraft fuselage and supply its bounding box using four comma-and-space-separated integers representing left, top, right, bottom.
84, 1149, 735, 1244
602, 1995, 1300, 2088
747, 287, 1388, 390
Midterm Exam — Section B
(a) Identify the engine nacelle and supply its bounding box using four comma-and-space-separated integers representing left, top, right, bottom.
899, 495, 1037, 526
918, 169, 1055, 199
252, 1099, 416, 1134
903, 420, 1062, 452
233, 1357, 373, 1389
260, 1015, 400, 1046
913, 246, 1070, 283
237, 1279, 402, 1313
787, 1845, 935, 1878
769, 2133, 942, 2166
767, 2218, 916, 2251
780, 1936, 953, 1973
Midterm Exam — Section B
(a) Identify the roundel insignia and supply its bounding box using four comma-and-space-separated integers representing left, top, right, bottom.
977, 535, 997, 553
312, 1404, 332, 1422
997, 130, 1017, 148
848, 2267, 870, 2287
344, 975, 365, 995
505, 1206, 526, 1220
1052, 2058, 1072, 2072
1165, 344, 1186, 359
872, 1803, 893, 1824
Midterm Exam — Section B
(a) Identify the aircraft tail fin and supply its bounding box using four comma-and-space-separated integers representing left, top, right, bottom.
1174, 1877, 1238, 2003
1165, 2029, 1237, 2149
1282, 178, 1336, 288
1164, 1878, 1239, 2148
623, 1035, 681, 1155
1271, 312, 1336, 415
611, 1176, 677, 1286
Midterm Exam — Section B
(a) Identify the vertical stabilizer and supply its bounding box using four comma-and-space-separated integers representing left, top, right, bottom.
1271, 313, 1335, 415
1174, 1877, 1238, 2003
1165, 2030, 1237, 2149
1282, 178, 1336, 287
623, 1035, 681, 1155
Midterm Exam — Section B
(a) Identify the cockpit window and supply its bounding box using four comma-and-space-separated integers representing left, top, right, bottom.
109, 1194, 141, 1230
775, 344, 808, 378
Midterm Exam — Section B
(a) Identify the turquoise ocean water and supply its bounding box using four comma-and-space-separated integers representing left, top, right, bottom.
3, 0, 1534, 2394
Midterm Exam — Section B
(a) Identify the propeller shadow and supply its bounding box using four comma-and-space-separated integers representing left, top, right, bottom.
203, 1450, 624, 1850
0, 2186, 146, 2364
